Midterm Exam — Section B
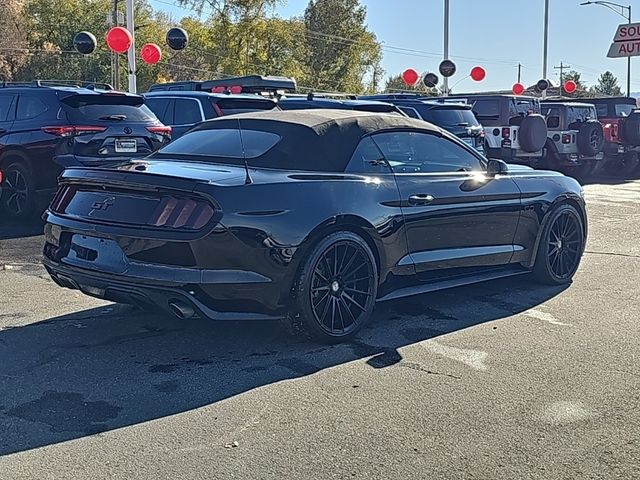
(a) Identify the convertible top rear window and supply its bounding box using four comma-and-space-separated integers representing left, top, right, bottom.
157, 128, 281, 161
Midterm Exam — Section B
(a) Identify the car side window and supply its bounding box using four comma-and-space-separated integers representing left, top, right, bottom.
16, 95, 48, 120
345, 136, 390, 173
174, 98, 203, 125
0, 94, 15, 122
398, 106, 421, 119
145, 97, 173, 124
372, 131, 483, 173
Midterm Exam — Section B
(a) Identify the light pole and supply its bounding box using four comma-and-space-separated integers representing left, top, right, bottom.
581, 0, 632, 96
443, 0, 450, 96
542, 0, 550, 99
126, 0, 137, 93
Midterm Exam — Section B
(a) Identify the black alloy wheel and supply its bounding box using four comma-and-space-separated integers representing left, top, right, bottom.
1, 162, 35, 218
533, 204, 584, 285
295, 231, 377, 342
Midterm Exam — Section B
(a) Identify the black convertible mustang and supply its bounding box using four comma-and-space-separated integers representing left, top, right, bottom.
43, 110, 587, 342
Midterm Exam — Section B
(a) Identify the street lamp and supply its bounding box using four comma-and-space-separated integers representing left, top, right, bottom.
581, 0, 632, 96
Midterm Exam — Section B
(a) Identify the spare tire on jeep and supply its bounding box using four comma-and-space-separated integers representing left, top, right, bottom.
577, 120, 604, 157
621, 110, 640, 146
518, 114, 547, 152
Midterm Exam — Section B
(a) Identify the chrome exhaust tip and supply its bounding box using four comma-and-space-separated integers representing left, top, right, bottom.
168, 300, 195, 319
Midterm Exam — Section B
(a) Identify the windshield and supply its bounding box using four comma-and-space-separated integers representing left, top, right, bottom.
429, 108, 480, 127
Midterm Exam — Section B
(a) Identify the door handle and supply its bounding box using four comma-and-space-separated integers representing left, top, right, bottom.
408, 194, 435, 205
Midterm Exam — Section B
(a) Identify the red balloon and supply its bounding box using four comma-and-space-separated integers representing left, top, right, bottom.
470, 66, 486, 82
563, 80, 577, 94
512, 83, 525, 95
140, 43, 162, 64
106, 27, 132, 53
402, 68, 420, 86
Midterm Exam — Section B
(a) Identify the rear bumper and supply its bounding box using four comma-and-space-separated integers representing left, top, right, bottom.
43, 257, 284, 321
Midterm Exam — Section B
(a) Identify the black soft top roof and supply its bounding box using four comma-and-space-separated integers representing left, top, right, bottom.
192, 109, 440, 172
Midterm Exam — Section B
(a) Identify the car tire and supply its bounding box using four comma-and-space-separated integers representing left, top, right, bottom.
519, 114, 548, 153
577, 120, 604, 157
533, 204, 585, 285
1, 160, 36, 219
621, 111, 640, 146
293, 231, 378, 343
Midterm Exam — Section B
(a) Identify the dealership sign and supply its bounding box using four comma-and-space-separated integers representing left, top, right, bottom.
607, 22, 640, 58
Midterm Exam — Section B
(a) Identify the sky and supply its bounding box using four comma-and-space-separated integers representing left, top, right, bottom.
149, 0, 638, 93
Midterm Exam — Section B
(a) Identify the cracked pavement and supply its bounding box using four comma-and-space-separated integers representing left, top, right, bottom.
0, 176, 639, 479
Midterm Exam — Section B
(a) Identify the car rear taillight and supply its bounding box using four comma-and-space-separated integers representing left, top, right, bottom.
0, 169, 3, 184
146, 125, 172, 138
42, 126, 107, 137
148, 197, 215, 229
501, 127, 510, 139
49, 185, 76, 213
562, 133, 572, 144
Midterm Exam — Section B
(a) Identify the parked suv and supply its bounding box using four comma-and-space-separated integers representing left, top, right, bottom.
540, 102, 604, 178
0, 82, 170, 219
359, 94, 484, 152
432, 94, 548, 164
546, 96, 640, 175
143, 91, 279, 139
278, 95, 405, 116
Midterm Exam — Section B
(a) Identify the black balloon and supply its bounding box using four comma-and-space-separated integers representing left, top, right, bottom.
73, 31, 97, 55
438, 59, 456, 78
536, 79, 550, 91
166, 28, 189, 51
423, 72, 439, 88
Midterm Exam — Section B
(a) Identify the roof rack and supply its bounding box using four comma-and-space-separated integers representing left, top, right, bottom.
0, 79, 114, 90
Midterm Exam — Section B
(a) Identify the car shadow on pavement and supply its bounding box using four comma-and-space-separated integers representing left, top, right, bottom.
0, 276, 567, 456
0, 218, 44, 241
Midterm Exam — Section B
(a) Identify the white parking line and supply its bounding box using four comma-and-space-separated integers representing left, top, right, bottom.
525, 309, 570, 326
422, 341, 488, 371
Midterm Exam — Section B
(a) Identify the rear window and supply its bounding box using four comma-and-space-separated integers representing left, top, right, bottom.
215, 98, 277, 116
615, 104, 634, 117
429, 107, 480, 127
62, 94, 157, 122
471, 99, 500, 120
156, 128, 281, 161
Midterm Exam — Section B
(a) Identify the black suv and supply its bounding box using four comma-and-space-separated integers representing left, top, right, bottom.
358, 94, 484, 152
540, 102, 604, 178
433, 94, 548, 165
278, 95, 405, 116
143, 91, 279, 139
0, 82, 170, 219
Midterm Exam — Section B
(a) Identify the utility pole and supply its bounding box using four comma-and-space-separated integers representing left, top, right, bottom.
443, 0, 450, 96
554, 61, 571, 89
111, 0, 120, 90
126, 0, 136, 93
542, 0, 550, 99
517, 62, 522, 83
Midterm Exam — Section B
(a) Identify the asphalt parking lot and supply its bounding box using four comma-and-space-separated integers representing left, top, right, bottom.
0, 176, 639, 480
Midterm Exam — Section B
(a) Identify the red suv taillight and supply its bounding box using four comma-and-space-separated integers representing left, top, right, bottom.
562, 133, 572, 144
146, 125, 172, 138
501, 127, 510, 139
42, 126, 107, 137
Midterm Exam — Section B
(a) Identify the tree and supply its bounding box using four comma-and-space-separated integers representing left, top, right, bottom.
591, 71, 623, 96
0, 0, 29, 81
302, 0, 382, 93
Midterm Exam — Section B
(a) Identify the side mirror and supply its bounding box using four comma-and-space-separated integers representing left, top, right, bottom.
486, 158, 509, 177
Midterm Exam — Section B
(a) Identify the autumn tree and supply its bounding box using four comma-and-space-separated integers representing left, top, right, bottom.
0, 0, 29, 81
384, 74, 437, 95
